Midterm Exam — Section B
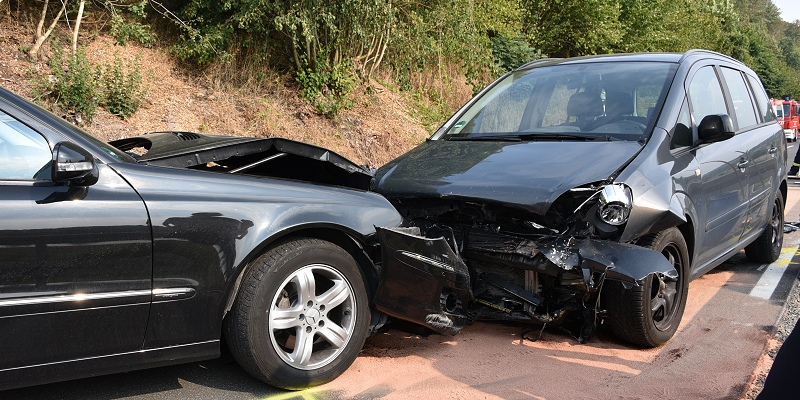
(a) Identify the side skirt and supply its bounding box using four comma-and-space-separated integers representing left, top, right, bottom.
0, 340, 220, 391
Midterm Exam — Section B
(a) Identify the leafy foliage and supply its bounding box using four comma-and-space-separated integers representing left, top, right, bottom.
32, 44, 148, 123
108, 0, 157, 47
296, 58, 357, 117
28, 0, 799, 121
102, 53, 148, 119
34, 43, 101, 123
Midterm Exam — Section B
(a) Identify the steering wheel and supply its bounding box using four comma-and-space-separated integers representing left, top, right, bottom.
590, 115, 648, 133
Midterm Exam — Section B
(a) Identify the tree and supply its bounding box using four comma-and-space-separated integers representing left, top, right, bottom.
29, 0, 68, 59
521, 0, 623, 57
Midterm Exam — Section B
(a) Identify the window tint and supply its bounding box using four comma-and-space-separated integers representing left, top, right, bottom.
671, 100, 693, 150
720, 67, 758, 129
0, 110, 52, 180
688, 66, 727, 124
746, 73, 776, 122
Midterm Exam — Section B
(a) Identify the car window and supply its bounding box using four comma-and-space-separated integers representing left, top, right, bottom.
746, 74, 775, 122
688, 66, 727, 125
0, 110, 52, 180
671, 100, 693, 150
443, 61, 676, 141
478, 73, 538, 133
720, 67, 758, 129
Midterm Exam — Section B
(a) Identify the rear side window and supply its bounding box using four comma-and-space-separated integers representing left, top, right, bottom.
746, 73, 776, 122
688, 66, 727, 124
720, 67, 758, 129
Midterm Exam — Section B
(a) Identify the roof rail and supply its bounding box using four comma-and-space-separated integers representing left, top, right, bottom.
680, 49, 741, 64
518, 58, 562, 70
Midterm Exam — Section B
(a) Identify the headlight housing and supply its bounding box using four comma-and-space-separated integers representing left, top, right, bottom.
597, 184, 633, 226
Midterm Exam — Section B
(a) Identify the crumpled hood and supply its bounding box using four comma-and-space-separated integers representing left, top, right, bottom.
110, 131, 375, 190
375, 139, 643, 214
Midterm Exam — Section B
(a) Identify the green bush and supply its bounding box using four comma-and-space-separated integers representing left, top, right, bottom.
110, 14, 157, 47
34, 44, 101, 123
296, 59, 356, 118
103, 53, 147, 119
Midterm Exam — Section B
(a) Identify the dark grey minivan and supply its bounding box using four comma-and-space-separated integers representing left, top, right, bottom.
372, 50, 787, 347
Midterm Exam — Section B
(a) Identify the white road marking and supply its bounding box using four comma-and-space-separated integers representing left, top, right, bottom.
750, 247, 797, 299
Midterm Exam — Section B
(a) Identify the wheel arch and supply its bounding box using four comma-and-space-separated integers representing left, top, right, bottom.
220, 224, 380, 325
675, 216, 695, 274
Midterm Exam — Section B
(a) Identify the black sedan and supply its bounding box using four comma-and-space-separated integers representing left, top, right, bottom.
0, 86, 402, 390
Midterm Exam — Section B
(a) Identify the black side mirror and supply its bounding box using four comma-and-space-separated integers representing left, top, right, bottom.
52, 142, 98, 186
697, 114, 735, 144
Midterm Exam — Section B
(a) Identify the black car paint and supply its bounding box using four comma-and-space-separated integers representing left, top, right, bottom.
0, 86, 403, 389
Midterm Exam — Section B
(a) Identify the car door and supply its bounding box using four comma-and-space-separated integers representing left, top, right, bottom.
718, 67, 782, 239
687, 65, 752, 269
0, 105, 152, 371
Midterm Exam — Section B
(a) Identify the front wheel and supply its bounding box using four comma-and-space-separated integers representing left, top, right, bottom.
226, 238, 370, 389
745, 191, 784, 263
606, 227, 689, 347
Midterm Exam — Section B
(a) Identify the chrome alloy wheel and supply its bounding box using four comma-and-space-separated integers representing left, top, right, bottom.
268, 264, 357, 370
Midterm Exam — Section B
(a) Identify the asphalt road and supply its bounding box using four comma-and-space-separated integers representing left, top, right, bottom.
7, 145, 800, 400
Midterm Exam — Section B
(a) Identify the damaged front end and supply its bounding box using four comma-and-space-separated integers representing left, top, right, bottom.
373, 184, 677, 342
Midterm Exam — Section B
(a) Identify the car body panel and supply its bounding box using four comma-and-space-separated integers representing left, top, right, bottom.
0, 163, 151, 369
0, 85, 403, 390
108, 162, 401, 348
376, 140, 643, 214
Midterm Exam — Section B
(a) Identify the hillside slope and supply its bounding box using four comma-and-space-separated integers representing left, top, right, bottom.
0, 22, 432, 168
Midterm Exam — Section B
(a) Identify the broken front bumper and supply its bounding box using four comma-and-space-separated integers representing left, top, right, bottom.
373, 226, 677, 336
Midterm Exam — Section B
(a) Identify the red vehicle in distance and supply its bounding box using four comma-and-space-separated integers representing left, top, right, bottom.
772, 97, 800, 141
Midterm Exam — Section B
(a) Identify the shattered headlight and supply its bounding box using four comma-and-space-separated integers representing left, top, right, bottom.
597, 184, 632, 226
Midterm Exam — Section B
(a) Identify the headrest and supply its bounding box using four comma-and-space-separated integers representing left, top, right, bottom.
567, 91, 603, 118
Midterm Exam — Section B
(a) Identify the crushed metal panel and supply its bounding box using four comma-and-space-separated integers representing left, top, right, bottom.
539, 238, 678, 284
374, 226, 472, 335
110, 132, 375, 190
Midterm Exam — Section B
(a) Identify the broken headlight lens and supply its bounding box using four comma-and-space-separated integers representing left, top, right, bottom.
597, 184, 632, 226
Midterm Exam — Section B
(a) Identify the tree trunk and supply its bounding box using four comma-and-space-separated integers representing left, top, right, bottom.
72, 0, 85, 58
29, 0, 68, 59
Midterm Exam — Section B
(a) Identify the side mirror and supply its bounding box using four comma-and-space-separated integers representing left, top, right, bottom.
52, 142, 99, 186
697, 114, 734, 144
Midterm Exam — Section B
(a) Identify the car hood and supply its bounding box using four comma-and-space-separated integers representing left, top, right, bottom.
375, 139, 643, 214
110, 131, 375, 190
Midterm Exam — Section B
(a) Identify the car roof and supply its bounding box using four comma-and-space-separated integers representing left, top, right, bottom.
516, 49, 743, 71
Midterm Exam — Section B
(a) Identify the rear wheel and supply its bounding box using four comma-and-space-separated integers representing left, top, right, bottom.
745, 191, 784, 263
606, 227, 689, 347
226, 238, 369, 389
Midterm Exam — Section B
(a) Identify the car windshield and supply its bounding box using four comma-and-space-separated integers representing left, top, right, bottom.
441, 61, 677, 141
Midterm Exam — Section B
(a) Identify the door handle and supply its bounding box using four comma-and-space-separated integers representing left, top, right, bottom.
737, 160, 749, 169
769, 146, 778, 154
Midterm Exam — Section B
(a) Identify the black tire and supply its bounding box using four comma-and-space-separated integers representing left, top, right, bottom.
606, 227, 689, 347
225, 238, 370, 389
745, 191, 784, 263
